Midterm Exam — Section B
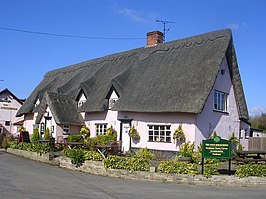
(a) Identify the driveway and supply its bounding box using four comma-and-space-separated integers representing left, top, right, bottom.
0, 150, 265, 199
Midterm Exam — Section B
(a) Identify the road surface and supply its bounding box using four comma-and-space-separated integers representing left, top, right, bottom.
0, 150, 265, 199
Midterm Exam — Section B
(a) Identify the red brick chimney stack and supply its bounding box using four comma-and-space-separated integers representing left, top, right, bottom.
146, 31, 164, 46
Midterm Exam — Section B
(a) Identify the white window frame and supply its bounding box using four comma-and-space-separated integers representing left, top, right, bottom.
63, 125, 70, 134
148, 125, 171, 143
214, 90, 228, 112
95, 123, 107, 135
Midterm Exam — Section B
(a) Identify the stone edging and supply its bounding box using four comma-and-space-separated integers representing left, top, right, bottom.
6, 149, 266, 187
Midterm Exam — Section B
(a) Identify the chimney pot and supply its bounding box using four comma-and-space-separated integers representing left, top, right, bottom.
146, 31, 163, 46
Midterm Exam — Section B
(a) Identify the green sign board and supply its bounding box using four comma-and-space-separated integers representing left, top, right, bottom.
202, 136, 231, 159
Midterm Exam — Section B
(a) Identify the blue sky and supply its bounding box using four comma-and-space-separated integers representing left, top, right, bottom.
0, 0, 265, 116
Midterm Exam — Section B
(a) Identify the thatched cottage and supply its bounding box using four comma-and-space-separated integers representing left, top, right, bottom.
17, 29, 250, 153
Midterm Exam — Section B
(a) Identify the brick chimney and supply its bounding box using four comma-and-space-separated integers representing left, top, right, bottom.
146, 31, 163, 46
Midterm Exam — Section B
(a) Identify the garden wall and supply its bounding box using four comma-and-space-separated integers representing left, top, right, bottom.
7, 149, 266, 187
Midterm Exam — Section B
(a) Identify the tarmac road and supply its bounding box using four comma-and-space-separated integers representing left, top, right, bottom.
0, 150, 265, 199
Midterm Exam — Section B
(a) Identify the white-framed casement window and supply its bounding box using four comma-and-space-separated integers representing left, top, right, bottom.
148, 125, 171, 143
63, 125, 70, 134
214, 90, 228, 112
95, 123, 107, 135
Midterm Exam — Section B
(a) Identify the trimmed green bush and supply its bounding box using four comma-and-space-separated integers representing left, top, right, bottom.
235, 164, 266, 177
44, 128, 50, 140
96, 134, 117, 145
203, 164, 219, 177
158, 160, 197, 175
84, 150, 103, 161
104, 155, 150, 171
67, 134, 83, 142
8, 141, 51, 154
134, 147, 155, 161
31, 128, 40, 142
63, 148, 85, 167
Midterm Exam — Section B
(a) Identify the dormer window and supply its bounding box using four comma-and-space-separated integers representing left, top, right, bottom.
76, 89, 87, 108
35, 98, 40, 107
108, 90, 119, 109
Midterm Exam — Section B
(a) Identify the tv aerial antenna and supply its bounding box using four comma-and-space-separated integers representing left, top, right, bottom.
156, 20, 175, 42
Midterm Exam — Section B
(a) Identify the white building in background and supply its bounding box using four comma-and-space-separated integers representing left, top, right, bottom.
0, 88, 24, 135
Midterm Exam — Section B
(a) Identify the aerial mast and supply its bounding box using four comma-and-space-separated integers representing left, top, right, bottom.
156, 20, 175, 42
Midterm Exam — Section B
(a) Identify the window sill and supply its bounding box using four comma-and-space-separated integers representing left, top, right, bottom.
148, 141, 171, 143
213, 110, 229, 115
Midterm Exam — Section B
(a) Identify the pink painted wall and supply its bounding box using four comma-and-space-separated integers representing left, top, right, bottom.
196, 57, 241, 148
118, 112, 196, 152
24, 113, 35, 135
0, 91, 23, 134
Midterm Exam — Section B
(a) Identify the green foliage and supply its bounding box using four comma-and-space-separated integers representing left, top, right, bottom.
229, 132, 239, 146
210, 131, 218, 139
31, 128, 40, 142
18, 126, 26, 132
104, 155, 150, 171
177, 141, 195, 157
203, 164, 219, 177
80, 125, 90, 138
63, 148, 85, 167
67, 134, 84, 142
106, 125, 117, 136
129, 126, 140, 140
0, 133, 4, 148
158, 160, 197, 175
84, 150, 103, 161
250, 113, 266, 132
134, 147, 155, 161
235, 164, 266, 177
192, 152, 202, 164
44, 128, 50, 140
96, 134, 117, 145
8, 141, 51, 154
173, 124, 186, 141
2, 134, 14, 149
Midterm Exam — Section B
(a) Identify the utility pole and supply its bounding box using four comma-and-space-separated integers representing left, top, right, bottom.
156, 20, 175, 42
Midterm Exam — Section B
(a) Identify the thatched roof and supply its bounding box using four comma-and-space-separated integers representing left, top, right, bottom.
17, 29, 249, 122
35, 92, 84, 126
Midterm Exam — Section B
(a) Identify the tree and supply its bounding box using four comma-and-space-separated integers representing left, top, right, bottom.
250, 113, 266, 132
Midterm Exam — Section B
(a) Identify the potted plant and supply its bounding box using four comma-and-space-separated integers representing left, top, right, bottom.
177, 141, 194, 163
129, 126, 140, 143
106, 125, 117, 136
173, 124, 186, 142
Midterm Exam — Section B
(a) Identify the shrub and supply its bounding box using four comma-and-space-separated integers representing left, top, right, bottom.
31, 128, 40, 142
177, 141, 194, 158
173, 124, 186, 141
134, 147, 154, 161
104, 155, 150, 171
203, 164, 219, 177
0, 133, 4, 148
63, 148, 85, 167
80, 125, 90, 138
67, 134, 84, 142
235, 164, 266, 177
8, 141, 51, 154
158, 160, 197, 175
97, 134, 117, 145
2, 134, 14, 149
44, 128, 50, 140
84, 150, 103, 161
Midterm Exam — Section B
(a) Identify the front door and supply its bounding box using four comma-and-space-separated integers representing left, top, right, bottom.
121, 122, 131, 152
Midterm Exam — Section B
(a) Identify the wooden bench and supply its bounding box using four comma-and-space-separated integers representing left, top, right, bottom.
235, 150, 266, 164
